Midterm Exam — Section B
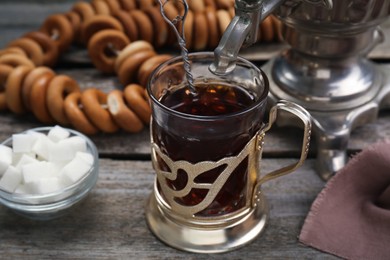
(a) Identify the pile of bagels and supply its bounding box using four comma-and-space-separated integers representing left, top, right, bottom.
0, 0, 282, 135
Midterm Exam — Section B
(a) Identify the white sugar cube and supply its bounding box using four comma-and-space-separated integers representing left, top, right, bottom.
0, 145, 12, 164
0, 161, 8, 176
48, 162, 67, 177
12, 133, 38, 153
26, 130, 45, 138
22, 161, 53, 184
30, 177, 64, 194
76, 151, 94, 166
48, 141, 75, 163
14, 184, 33, 194
12, 152, 35, 166
60, 136, 87, 154
31, 135, 54, 161
0, 145, 12, 174
48, 125, 70, 142
15, 154, 39, 171
0, 166, 22, 193
61, 155, 92, 185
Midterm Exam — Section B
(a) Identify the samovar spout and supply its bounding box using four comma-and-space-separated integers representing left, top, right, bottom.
209, 0, 285, 75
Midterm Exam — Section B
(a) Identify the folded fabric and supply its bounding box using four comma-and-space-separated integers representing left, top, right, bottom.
299, 141, 390, 260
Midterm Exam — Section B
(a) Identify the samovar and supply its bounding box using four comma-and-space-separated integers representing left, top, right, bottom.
211, 0, 390, 180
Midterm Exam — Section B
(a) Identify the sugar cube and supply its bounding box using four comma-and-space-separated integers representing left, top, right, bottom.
0, 166, 22, 193
60, 136, 87, 154
48, 162, 67, 177
0, 145, 12, 164
15, 154, 39, 171
22, 161, 53, 184
14, 184, 33, 194
29, 177, 64, 194
12, 152, 35, 166
48, 125, 70, 142
76, 151, 94, 166
0, 145, 12, 174
61, 155, 92, 185
12, 133, 38, 153
48, 141, 75, 163
32, 135, 54, 161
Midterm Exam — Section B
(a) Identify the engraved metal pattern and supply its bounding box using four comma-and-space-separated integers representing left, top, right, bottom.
151, 131, 264, 218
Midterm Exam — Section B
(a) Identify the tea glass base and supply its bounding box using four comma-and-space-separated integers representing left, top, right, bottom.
145, 191, 269, 254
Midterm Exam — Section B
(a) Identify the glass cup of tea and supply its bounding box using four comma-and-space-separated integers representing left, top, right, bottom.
145, 52, 312, 253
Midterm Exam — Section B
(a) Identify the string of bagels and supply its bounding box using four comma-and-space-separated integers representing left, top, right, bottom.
0, 0, 282, 135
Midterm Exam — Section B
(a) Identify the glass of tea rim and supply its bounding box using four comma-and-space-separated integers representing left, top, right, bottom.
145, 52, 312, 252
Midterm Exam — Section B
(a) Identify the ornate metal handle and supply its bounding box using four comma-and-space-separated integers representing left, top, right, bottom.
252, 100, 312, 206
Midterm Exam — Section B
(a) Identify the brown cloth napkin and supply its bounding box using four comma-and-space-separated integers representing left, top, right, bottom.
299, 141, 390, 260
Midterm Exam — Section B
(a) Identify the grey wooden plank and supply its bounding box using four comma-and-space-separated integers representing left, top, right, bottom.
0, 3, 74, 27
0, 158, 338, 259
0, 105, 389, 158
1, 106, 390, 158
0, 107, 390, 159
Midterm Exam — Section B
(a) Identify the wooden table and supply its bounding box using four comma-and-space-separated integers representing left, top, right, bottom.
0, 1, 389, 259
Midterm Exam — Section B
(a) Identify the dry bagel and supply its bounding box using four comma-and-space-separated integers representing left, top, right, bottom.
81, 15, 124, 44
130, 10, 154, 44
123, 84, 151, 124
205, 7, 220, 49
22, 67, 55, 111
40, 14, 74, 52
0, 47, 26, 57
81, 88, 119, 133
118, 0, 137, 11
8, 38, 44, 66
29, 72, 56, 123
184, 10, 194, 50
72, 2, 96, 22
103, 0, 122, 14
114, 40, 154, 73
64, 11, 83, 45
144, 7, 169, 48
107, 89, 144, 133
91, 0, 111, 15
64, 92, 99, 135
0, 53, 35, 68
192, 11, 209, 50
88, 29, 130, 74
260, 16, 275, 43
113, 10, 139, 41
47, 75, 81, 125
0, 64, 13, 111
24, 31, 59, 67
137, 54, 172, 87
5, 65, 33, 114
117, 50, 156, 85
188, 0, 205, 12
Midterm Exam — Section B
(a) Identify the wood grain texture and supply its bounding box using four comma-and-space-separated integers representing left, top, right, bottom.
0, 159, 339, 259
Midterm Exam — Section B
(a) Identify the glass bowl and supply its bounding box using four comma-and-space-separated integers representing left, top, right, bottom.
0, 127, 99, 220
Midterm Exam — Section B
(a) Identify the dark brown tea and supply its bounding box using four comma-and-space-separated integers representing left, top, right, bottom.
152, 83, 264, 216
